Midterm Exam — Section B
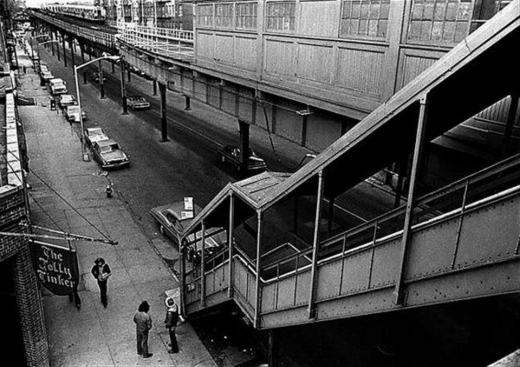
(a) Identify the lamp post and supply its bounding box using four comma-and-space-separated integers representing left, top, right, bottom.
37, 39, 60, 57
30, 34, 48, 64
74, 55, 121, 160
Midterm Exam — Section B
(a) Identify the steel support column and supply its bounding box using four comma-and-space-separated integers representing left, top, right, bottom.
254, 211, 263, 328
55, 32, 60, 61
185, 95, 191, 111
69, 39, 75, 67
308, 171, 325, 319
200, 221, 206, 308
227, 193, 235, 298
121, 60, 128, 115
394, 95, 429, 305
50, 32, 55, 56
268, 329, 279, 367
159, 82, 168, 142
98, 60, 105, 99
239, 120, 250, 173
61, 35, 67, 67
80, 44, 85, 63
179, 239, 187, 317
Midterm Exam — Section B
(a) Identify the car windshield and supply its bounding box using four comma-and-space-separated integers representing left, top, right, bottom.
89, 128, 103, 136
100, 143, 120, 153
67, 106, 79, 113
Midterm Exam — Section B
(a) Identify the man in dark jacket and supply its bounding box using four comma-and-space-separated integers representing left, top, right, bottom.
91, 257, 111, 307
164, 297, 179, 353
134, 301, 153, 358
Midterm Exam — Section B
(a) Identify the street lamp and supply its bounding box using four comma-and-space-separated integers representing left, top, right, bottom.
29, 34, 48, 64
74, 55, 121, 160
37, 39, 60, 58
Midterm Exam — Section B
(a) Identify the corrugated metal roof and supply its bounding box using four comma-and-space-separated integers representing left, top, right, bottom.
232, 172, 291, 205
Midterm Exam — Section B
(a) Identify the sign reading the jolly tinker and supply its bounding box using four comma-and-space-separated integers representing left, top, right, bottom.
32, 241, 79, 295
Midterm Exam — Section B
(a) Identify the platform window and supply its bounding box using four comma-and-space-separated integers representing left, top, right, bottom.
236, 3, 258, 30
216, 3, 234, 28
197, 4, 214, 27
407, 0, 511, 44
266, 2, 296, 32
340, 0, 390, 39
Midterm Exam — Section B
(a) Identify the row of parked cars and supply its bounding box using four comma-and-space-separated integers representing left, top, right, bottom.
84, 127, 130, 169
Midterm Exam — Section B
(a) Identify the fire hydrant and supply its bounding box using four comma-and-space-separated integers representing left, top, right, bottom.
105, 185, 113, 198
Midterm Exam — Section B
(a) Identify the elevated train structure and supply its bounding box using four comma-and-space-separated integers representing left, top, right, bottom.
41, 4, 106, 24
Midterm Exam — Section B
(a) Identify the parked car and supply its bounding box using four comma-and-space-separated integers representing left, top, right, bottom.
127, 95, 150, 110
84, 127, 108, 146
91, 138, 130, 169
49, 78, 67, 95
58, 94, 77, 109
39, 64, 49, 73
150, 202, 227, 259
64, 105, 86, 123
91, 72, 106, 83
40, 70, 54, 82
217, 145, 267, 172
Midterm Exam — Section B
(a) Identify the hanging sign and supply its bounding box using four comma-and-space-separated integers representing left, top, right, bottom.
31, 240, 79, 296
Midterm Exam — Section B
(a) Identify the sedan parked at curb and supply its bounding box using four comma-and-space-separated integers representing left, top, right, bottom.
217, 145, 267, 172
58, 94, 77, 109
40, 70, 54, 82
150, 202, 227, 260
91, 138, 130, 169
64, 105, 87, 123
84, 127, 108, 146
127, 95, 150, 110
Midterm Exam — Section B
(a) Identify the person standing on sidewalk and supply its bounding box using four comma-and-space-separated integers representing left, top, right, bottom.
134, 301, 153, 358
91, 257, 111, 307
164, 297, 179, 353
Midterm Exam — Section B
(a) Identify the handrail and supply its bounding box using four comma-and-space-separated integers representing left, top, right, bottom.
256, 154, 520, 281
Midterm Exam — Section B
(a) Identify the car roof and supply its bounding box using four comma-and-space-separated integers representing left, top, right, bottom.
50, 78, 63, 83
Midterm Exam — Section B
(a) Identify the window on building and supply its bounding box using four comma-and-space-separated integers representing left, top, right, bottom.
339, 0, 390, 39
197, 4, 214, 27
236, 2, 258, 29
216, 3, 234, 28
407, 0, 512, 44
266, 2, 296, 32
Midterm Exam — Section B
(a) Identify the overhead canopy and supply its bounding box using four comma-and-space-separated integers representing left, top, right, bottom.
182, 0, 520, 237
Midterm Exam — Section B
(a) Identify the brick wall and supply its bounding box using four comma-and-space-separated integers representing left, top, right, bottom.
0, 186, 49, 366
11, 246, 50, 367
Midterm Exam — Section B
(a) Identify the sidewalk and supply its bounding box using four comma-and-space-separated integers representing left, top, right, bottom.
16, 45, 217, 367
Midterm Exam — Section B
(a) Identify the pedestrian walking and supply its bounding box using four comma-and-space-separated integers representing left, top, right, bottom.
68, 284, 81, 310
164, 297, 179, 353
91, 257, 111, 307
22, 65, 26, 74
134, 301, 153, 358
